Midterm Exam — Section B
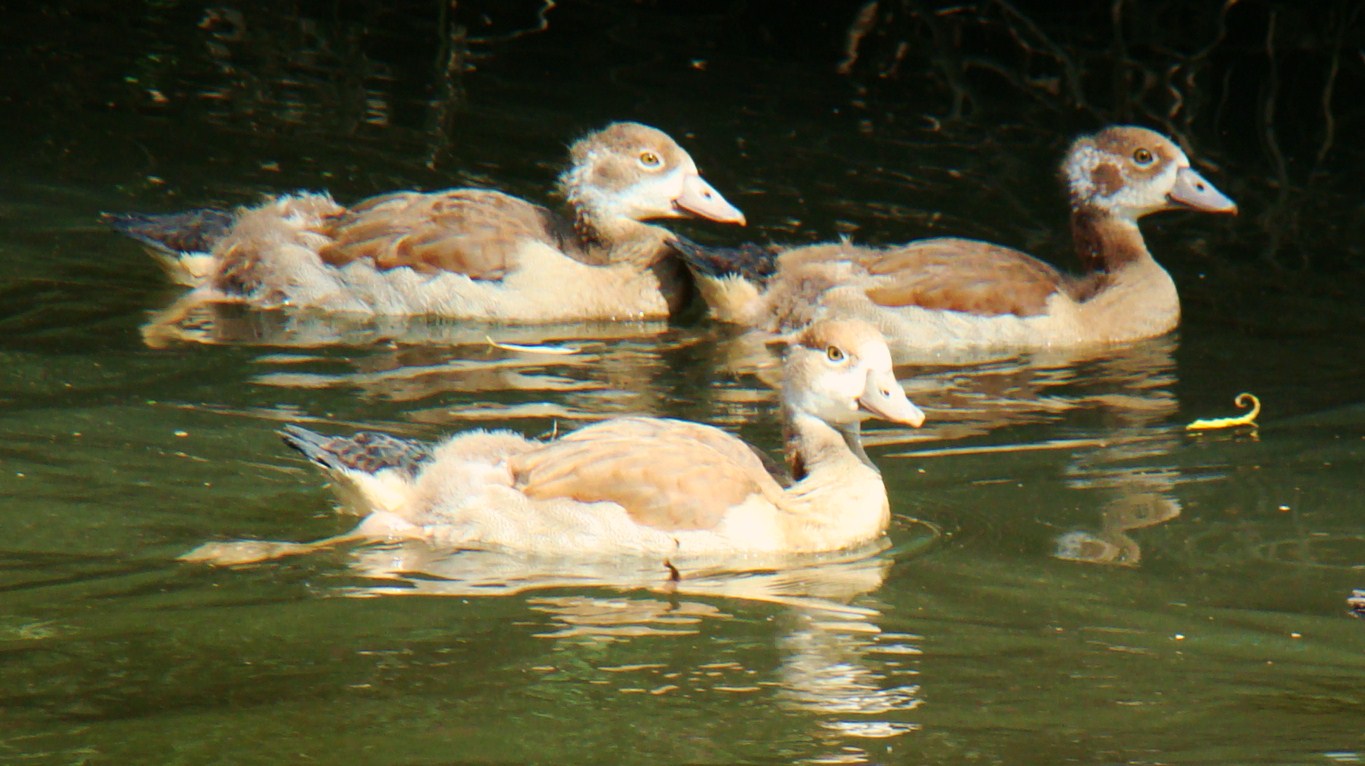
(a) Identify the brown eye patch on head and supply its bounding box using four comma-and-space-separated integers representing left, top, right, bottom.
1132, 147, 1154, 165
1092, 162, 1124, 196
582, 160, 631, 193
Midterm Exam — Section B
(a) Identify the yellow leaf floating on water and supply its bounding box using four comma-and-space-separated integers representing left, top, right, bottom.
1186, 392, 1260, 431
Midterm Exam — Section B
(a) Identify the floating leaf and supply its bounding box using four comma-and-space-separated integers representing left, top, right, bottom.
1187, 393, 1260, 431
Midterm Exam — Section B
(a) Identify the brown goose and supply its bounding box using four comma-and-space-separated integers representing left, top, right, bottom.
679, 125, 1236, 353
107, 122, 745, 323
181, 319, 925, 566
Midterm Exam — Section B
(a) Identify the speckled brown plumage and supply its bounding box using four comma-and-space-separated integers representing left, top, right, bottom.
317, 190, 575, 278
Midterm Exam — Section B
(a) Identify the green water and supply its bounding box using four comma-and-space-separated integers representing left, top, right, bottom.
2, 3, 1363, 764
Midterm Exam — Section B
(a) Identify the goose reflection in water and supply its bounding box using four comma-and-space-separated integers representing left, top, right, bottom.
340, 529, 922, 603
152, 308, 695, 431
1048, 337, 1186, 566
141, 296, 675, 351
339, 536, 927, 761
1053, 492, 1181, 566
874, 334, 1186, 567
251, 325, 691, 428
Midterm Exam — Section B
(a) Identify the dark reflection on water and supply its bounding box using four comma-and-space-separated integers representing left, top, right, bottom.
3, 1, 1365, 764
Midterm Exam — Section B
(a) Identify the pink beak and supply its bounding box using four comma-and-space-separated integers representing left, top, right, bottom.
674, 173, 747, 226
1168, 167, 1238, 215
858, 369, 926, 428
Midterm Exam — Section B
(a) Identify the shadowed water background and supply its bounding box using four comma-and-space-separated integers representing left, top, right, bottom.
2, 2, 1363, 764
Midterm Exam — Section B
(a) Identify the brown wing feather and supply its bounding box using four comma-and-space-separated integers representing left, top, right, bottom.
317, 190, 574, 280
509, 418, 785, 532
859, 238, 1072, 317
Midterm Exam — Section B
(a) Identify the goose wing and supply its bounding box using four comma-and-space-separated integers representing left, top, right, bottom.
856, 237, 1073, 317
510, 417, 785, 532
318, 190, 575, 280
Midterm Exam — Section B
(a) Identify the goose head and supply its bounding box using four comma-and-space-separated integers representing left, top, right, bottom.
558, 122, 746, 229
782, 319, 925, 430
1062, 126, 1237, 222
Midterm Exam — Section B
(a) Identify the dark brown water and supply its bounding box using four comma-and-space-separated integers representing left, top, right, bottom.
3, 3, 1363, 764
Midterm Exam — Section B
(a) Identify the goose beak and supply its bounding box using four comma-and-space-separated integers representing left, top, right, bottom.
1169, 167, 1238, 215
674, 173, 747, 226
858, 369, 925, 428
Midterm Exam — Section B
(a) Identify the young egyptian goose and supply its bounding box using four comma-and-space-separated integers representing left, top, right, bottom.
180, 319, 925, 566
106, 122, 745, 323
678, 125, 1237, 352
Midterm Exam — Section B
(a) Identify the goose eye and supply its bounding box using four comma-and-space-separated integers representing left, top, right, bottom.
825, 345, 845, 363
637, 150, 663, 169
1132, 147, 1154, 166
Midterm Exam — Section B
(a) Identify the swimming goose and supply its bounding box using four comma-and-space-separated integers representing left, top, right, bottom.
106, 122, 746, 323
180, 319, 925, 566
677, 125, 1236, 352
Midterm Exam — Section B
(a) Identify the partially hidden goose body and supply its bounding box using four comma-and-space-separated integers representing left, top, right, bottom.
678, 126, 1237, 354
181, 319, 926, 566
106, 122, 745, 323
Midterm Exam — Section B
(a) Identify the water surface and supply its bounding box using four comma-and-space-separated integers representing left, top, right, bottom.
2, 3, 1363, 764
